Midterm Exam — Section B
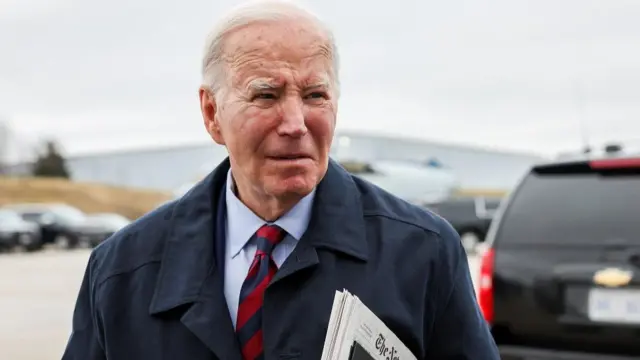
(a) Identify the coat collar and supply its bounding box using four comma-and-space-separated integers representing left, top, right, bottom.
301, 158, 368, 260
148, 156, 367, 357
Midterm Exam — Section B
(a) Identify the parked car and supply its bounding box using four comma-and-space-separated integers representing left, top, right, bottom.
424, 196, 502, 252
478, 154, 640, 359
3, 203, 93, 249
76, 213, 131, 247
0, 209, 42, 252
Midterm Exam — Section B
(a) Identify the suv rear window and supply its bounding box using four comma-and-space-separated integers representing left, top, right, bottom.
495, 162, 640, 245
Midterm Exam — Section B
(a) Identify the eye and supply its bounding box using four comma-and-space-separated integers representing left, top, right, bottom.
304, 92, 327, 100
253, 93, 277, 101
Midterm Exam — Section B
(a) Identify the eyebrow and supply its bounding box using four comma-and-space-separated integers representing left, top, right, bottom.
305, 74, 331, 89
246, 77, 331, 92
247, 79, 280, 91
305, 79, 330, 90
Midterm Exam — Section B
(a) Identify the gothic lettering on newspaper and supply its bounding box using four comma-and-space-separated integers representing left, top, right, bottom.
322, 289, 417, 360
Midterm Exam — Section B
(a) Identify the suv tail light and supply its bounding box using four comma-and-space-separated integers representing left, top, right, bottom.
478, 247, 495, 324
589, 157, 640, 169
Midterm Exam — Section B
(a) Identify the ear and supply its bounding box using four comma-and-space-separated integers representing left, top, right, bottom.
199, 86, 225, 145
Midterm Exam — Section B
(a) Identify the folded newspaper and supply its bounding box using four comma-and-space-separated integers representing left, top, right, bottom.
321, 289, 417, 360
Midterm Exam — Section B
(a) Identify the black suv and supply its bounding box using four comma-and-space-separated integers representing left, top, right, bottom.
478, 155, 640, 359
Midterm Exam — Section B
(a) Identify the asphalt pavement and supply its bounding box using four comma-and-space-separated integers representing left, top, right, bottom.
0, 248, 480, 360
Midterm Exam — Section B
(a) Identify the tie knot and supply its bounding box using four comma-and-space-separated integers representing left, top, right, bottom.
255, 224, 286, 255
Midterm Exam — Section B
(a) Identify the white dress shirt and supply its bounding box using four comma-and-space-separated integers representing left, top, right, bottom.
223, 169, 316, 327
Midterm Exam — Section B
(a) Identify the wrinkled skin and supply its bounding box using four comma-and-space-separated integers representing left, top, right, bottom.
199, 18, 338, 221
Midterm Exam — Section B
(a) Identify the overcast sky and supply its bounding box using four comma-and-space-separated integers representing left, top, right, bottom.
1, 0, 640, 161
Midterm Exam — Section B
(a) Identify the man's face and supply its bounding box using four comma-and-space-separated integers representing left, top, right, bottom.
200, 19, 337, 200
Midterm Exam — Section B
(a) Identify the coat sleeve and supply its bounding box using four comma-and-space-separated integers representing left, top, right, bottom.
61, 250, 107, 360
423, 220, 500, 360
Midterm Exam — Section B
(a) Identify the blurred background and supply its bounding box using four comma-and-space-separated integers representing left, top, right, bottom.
1, 0, 639, 359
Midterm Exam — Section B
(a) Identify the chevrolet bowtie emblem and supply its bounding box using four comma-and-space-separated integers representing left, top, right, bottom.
593, 268, 633, 288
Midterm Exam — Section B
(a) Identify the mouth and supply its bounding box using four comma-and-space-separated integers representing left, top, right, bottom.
267, 154, 312, 161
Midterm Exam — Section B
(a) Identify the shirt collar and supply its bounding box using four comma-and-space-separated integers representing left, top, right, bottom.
225, 169, 316, 258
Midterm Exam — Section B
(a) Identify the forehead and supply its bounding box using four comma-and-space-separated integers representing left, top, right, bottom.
223, 19, 333, 86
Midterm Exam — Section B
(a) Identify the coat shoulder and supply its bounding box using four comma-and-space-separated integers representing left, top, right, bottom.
90, 200, 177, 286
351, 174, 460, 243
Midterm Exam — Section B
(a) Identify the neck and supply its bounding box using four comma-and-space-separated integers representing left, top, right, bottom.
231, 175, 302, 222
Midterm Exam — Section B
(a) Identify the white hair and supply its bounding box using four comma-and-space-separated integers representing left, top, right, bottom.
200, 0, 340, 99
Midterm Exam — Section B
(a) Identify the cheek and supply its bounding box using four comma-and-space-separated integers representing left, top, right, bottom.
306, 111, 335, 148
230, 109, 279, 153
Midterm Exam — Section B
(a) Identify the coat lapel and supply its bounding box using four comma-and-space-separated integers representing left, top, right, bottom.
179, 269, 242, 360
148, 158, 243, 360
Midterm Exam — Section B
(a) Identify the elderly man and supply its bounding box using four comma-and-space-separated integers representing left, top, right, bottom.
62, 1, 499, 359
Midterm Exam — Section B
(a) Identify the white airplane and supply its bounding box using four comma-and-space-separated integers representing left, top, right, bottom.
339, 159, 460, 205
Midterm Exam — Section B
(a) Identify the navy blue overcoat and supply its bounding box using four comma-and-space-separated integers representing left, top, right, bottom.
62, 157, 499, 359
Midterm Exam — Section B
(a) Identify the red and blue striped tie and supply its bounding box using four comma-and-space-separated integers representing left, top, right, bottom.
236, 224, 286, 360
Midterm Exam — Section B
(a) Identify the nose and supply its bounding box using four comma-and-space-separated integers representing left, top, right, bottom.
276, 96, 307, 138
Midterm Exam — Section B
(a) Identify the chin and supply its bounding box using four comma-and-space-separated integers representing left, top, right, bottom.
267, 174, 317, 197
